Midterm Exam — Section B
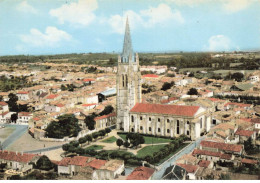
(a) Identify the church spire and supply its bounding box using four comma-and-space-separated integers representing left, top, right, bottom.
122, 17, 134, 61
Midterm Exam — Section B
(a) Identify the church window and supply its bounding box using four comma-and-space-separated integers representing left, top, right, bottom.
122, 75, 125, 87
187, 121, 190, 125
125, 75, 128, 87
149, 127, 151, 131
158, 128, 160, 132
140, 116, 142, 120
167, 119, 170, 123
149, 117, 151, 121
158, 118, 160, 122
167, 129, 170, 133
131, 115, 134, 122
131, 128, 134, 132
140, 126, 143, 130
177, 120, 180, 134
187, 131, 189, 135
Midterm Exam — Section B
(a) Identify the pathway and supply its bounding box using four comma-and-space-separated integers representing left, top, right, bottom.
1, 124, 28, 150
151, 136, 205, 180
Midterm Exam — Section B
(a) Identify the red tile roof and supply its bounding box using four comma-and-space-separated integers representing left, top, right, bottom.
0, 150, 39, 163
224, 102, 251, 108
55, 103, 65, 107
46, 94, 59, 99
208, 98, 224, 102
251, 118, 260, 124
0, 101, 8, 106
142, 74, 159, 78
94, 112, 116, 121
198, 160, 210, 168
86, 159, 107, 169
200, 140, 243, 153
18, 112, 32, 116
192, 149, 221, 157
82, 103, 97, 107
83, 78, 95, 82
33, 117, 40, 121
177, 163, 199, 173
241, 158, 258, 165
58, 156, 93, 167
160, 97, 178, 104
17, 91, 29, 94
220, 154, 232, 160
1, 111, 9, 116
235, 129, 254, 137
130, 103, 200, 117
127, 166, 155, 180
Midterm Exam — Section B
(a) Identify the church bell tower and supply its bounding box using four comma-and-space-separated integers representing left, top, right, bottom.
116, 18, 142, 132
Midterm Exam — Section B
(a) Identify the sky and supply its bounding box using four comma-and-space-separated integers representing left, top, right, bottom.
0, 0, 260, 56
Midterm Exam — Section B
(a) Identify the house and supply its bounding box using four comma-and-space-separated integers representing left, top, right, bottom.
250, 118, 260, 130
17, 112, 33, 124
0, 101, 9, 112
97, 88, 116, 103
0, 111, 15, 123
199, 140, 243, 155
224, 102, 252, 111
177, 163, 199, 180
235, 129, 256, 143
0, 150, 40, 174
45, 94, 61, 103
93, 160, 124, 180
81, 103, 97, 111
94, 112, 116, 129
44, 103, 65, 113
16, 91, 30, 101
127, 166, 155, 180
83, 78, 95, 85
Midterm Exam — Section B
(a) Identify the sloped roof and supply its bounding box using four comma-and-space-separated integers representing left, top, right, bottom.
0, 150, 39, 163
234, 83, 254, 91
241, 158, 258, 165
130, 103, 200, 117
200, 140, 242, 153
127, 166, 155, 180
94, 112, 116, 121
0, 101, 8, 106
235, 129, 254, 137
177, 163, 199, 173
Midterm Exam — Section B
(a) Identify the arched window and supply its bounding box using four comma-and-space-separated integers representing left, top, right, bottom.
158, 128, 161, 132
125, 75, 128, 87
131, 115, 134, 122
149, 127, 152, 131
122, 75, 124, 87
167, 129, 170, 133
140, 126, 143, 130
131, 128, 134, 132
187, 121, 190, 125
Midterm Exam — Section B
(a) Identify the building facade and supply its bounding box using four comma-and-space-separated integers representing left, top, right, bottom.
116, 19, 210, 140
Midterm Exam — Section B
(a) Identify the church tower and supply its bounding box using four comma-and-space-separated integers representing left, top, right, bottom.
116, 18, 142, 132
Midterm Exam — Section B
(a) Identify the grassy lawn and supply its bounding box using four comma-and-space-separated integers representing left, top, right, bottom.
118, 134, 172, 144
101, 136, 117, 143
85, 145, 103, 151
136, 144, 166, 158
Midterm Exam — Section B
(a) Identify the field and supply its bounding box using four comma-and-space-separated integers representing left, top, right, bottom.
85, 145, 104, 151
101, 136, 117, 143
136, 144, 166, 158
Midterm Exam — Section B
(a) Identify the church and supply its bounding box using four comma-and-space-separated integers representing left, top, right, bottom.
116, 19, 210, 140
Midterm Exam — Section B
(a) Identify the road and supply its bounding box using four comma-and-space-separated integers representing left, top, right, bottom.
1, 124, 28, 150
25, 145, 63, 154
151, 136, 205, 180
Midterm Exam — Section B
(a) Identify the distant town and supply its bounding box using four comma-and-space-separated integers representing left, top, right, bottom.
0, 18, 260, 180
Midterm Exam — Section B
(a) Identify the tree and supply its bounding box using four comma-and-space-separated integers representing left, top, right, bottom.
0, 95, 3, 101
105, 128, 111, 136
61, 84, 67, 91
84, 115, 96, 131
78, 137, 87, 147
92, 132, 99, 141
62, 144, 70, 151
7, 93, 18, 112
116, 139, 123, 149
76, 147, 85, 155
11, 113, 18, 123
123, 140, 130, 149
187, 88, 198, 95
85, 135, 93, 144
144, 155, 152, 163
231, 72, 244, 82
36, 155, 54, 171
161, 82, 174, 91
99, 130, 106, 138
45, 114, 81, 138
219, 173, 230, 180
99, 105, 114, 116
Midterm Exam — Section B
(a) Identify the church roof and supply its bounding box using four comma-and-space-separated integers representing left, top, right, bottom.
121, 17, 134, 62
130, 103, 200, 117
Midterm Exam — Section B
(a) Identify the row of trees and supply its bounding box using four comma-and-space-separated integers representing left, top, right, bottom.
0, 75, 35, 92
62, 128, 112, 153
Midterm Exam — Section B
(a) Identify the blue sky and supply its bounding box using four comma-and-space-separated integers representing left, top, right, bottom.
0, 0, 260, 55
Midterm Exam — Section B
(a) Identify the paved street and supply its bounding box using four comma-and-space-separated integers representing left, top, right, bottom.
25, 145, 63, 154
1, 124, 28, 150
151, 136, 205, 180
